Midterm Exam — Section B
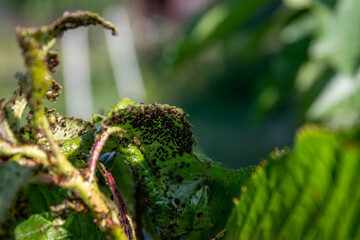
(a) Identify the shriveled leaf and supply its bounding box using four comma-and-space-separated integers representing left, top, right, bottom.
46, 79, 62, 102
1, 87, 27, 139
16, 11, 118, 126
0, 108, 17, 144
26, 11, 118, 45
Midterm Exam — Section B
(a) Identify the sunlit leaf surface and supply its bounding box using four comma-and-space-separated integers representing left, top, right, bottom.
226, 125, 360, 239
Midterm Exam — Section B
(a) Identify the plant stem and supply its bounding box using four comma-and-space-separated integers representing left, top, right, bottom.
41, 123, 128, 239
88, 129, 109, 183
98, 162, 135, 240
0, 134, 129, 239
0, 140, 49, 165
13, 11, 129, 239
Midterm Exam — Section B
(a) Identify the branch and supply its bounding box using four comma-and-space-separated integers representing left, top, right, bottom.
22, 11, 118, 44
13, 11, 129, 239
88, 129, 110, 183
0, 140, 49, 166
98, 162, 135, 240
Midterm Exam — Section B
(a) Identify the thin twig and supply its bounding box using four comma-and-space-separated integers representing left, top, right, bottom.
98, 162, 135, 240
88, 129, 109, 183
31, 174, 58, 185
0, 140, 49, 165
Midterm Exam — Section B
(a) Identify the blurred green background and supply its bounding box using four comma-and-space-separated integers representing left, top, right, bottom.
1, 0, 360, 168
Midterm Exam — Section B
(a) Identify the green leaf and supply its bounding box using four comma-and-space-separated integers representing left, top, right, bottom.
281, 13, 319, 44
0, 161, 33, 226
14, 214, 71, 240
306, 73, 360, 126
311, 0, 360, 74
226, 125, 360, 239
105, 98, 134, 118
41, 109, 95, 167
103, 152, 137, 216
205, 166, 254, 237
283, 0, 311, 9
104, 102, 211, 238
25, 184, 68, 214
183, 165, 255, 239
177, 186, 212, 232
171, 0, 272, 66
103, 101, 254, 238
63, 213, 107, 240
45, 109, 94, 142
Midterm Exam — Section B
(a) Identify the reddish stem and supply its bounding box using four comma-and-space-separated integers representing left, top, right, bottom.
88, 130, 109, 183
99, 163, 134, 240
88, 127, 134, 239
